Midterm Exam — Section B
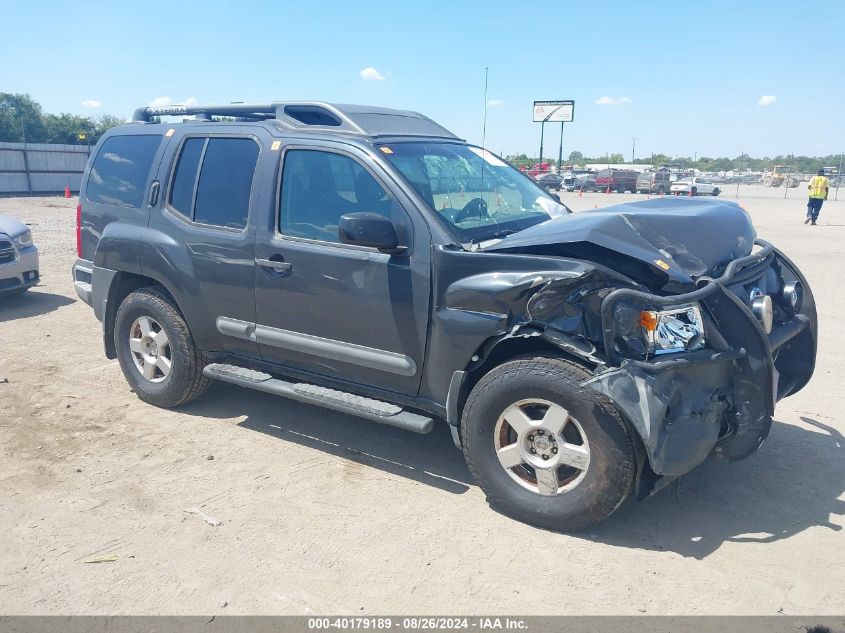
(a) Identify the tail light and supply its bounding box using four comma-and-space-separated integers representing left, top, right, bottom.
76, 203, 82, 258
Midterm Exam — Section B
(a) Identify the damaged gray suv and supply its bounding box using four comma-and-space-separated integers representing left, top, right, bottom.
72, 102, 816, 530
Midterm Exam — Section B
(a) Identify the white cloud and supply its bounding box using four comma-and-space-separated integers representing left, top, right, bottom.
360, 67, 386, 81
81, 99, 101, 109
758, 95, 777, 106
595, 96, 631, 106
149, 96, 200, 108
487, 99, 505, 107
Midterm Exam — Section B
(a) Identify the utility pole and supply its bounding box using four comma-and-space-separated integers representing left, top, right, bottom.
735, 152, 743, 198
558, 123, 564, 174
632, 137, 636, 163
836, 152, 843, 201
784, 153, 793, 200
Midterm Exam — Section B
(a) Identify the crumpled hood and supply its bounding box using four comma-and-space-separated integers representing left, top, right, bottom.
485, 198, 756, 288
0, 214, 28, 238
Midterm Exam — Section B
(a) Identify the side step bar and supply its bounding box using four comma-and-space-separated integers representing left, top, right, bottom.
202, 363, 434, 434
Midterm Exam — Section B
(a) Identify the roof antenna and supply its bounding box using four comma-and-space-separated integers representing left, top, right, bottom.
477, 66, 489, 227
481, 66, 489, 150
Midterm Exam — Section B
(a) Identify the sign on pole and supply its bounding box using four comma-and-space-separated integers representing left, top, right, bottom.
533, 100, 575, 123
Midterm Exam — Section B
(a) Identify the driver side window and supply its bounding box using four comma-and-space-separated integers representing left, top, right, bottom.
279, 149, 392, 243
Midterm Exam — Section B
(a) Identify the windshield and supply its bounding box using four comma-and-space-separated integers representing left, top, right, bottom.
379, 142, 569, 244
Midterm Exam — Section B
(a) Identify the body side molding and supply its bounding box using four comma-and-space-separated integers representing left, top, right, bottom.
216, 316, 417, 377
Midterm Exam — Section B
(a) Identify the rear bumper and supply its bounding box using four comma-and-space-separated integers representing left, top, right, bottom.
586, 240, 817, 484
72, 258, 94, 306
0, 246, 40, 295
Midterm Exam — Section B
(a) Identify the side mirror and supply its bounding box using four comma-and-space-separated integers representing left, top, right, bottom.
338, 212, 405, 254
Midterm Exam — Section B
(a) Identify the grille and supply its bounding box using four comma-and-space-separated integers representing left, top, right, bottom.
0, 239, 16, 265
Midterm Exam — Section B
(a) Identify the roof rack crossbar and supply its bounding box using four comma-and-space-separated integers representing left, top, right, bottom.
132, 103, 277, 122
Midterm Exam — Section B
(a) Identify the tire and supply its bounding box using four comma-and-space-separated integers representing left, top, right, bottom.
691, 187, 697, 196
615, 184, 625, 194
114, 287, 210, 408
657, 185, 666, 194
461, 356, 636, 531
712, 188, 720, 196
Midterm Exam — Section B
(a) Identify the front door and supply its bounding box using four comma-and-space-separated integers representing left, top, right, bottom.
252, 143, 431, 396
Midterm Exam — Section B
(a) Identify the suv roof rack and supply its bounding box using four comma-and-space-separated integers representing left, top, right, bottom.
131, 101, 462, 141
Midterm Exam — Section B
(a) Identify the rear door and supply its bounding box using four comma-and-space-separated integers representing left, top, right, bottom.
252, 140, 431, 396
146, 126, 274, 358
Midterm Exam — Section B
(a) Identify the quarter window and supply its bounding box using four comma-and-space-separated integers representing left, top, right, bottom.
86, 135, 162, 208
167, 137, 259, 229
279, 150, 392, 243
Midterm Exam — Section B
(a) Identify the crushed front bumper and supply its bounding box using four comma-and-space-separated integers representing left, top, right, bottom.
0, 245, 40, 296
585, 240, 816, 488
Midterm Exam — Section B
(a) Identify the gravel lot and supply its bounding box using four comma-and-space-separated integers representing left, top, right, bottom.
0, 187, 843, 615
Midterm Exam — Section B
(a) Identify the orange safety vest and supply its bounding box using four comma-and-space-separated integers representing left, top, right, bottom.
808, 175, 829, 199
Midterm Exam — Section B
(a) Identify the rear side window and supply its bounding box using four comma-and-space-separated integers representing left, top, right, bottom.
86, 135, 162, 208
167, 137, 259, 229
169, 138, 204, 216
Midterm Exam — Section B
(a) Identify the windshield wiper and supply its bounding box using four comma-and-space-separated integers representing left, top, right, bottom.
467, 228, 518, 249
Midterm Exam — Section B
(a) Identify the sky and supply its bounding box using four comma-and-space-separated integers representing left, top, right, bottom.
2, 0, 843, 160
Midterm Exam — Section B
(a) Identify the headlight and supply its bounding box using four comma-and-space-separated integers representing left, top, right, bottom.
639, 304, 706, 355
13, 231, 33, 249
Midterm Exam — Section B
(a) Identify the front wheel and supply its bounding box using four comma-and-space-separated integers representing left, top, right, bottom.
114, 287, 210, 408
461, 357, 636, 531
712, 188, 720, 196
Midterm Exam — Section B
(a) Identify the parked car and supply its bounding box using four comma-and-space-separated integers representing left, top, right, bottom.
562, 171, 597, 192
670, 177, 721, 196
636, 170, 672, 194
0, 214, 39, 297
72, 101, 817, 531
595, 169, 639, 193
534, 172, 562, 192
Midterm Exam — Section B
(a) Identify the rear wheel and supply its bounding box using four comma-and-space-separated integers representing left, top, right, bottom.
461, 357, 636, 531
114, 288, 210, 408
691, 187, 698, 196
657, 185, 666, 194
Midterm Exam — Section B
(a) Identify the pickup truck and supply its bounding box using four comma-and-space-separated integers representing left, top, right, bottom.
71, 101, 816, 530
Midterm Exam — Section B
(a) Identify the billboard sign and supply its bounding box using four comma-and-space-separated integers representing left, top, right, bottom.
533, 100, 575, 123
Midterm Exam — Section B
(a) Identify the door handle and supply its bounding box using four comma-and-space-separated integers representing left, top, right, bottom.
148, 180, 160, 206
256, 258, 292, 272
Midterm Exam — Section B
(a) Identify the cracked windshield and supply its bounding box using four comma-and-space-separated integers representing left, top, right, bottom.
380, 142, 568, 243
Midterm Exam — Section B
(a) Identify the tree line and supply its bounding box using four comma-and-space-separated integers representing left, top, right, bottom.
0, 93, 124, 145
2, 93, 842, 173
507, 150, 843, 174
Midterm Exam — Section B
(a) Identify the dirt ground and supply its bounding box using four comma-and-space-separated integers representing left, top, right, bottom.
0, 186, 843, 615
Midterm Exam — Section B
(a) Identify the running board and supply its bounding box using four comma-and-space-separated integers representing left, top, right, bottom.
202, 363, 434, 434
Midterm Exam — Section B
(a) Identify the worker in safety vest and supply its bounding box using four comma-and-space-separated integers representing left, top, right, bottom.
804, 169, 829, 225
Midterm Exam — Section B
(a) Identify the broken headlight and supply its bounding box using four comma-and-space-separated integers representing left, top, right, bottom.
639, 304, 706, 355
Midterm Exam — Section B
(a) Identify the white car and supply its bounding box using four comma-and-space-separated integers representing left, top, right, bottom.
670, 177, 721, 197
